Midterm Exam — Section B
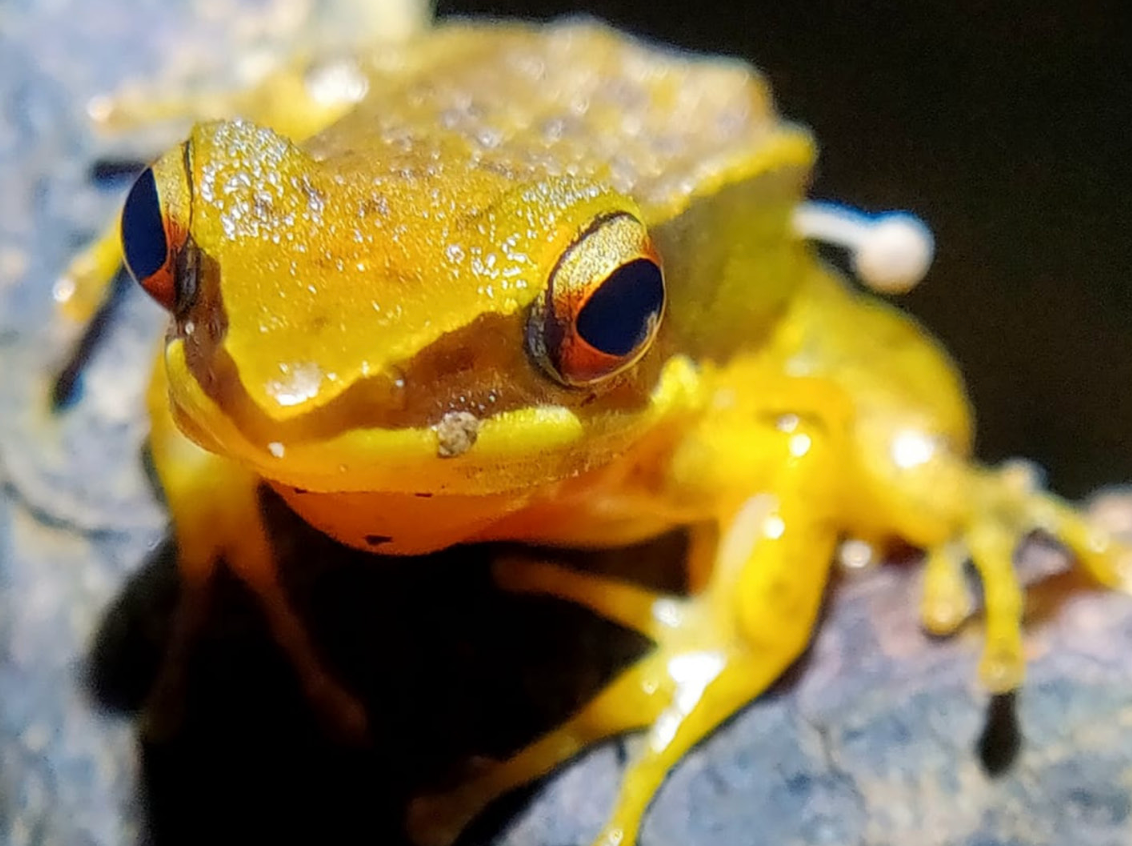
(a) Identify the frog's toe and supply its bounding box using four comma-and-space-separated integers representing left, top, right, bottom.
918, 528, 1025, 693
921, 462, 1132, 693
965, 520, 1027, 692
919, 539, 976, 637
1022, 495, 1132, 595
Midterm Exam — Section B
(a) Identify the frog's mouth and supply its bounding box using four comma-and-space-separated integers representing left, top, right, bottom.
163, 332, 700, 496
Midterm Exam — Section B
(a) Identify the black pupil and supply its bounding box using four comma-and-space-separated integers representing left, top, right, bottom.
575, 259, 663, 356
121, 167, 167, 281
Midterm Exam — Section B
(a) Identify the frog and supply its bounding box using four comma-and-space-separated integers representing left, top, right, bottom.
53, 7, 1132, 846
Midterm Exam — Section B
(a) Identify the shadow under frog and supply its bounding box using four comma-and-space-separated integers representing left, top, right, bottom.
86, 480, 697, 845
86, 479, 1041, 846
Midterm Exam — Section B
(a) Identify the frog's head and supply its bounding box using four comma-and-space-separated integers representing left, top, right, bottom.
121, 119, 696, 494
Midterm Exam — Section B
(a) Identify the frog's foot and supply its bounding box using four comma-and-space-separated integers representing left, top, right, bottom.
920, 460, 1132, 693
408, 491, 839, 846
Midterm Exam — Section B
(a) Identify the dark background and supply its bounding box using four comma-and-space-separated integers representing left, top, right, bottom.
438, 0, 1132, 498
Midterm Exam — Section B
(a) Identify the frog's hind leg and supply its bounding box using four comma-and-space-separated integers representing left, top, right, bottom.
409, 484, 839, 846
406, 645, 675, 846
404, 553, 675, 845
577, 490, 839, 846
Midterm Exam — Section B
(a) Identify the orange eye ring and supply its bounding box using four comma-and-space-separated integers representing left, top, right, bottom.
120, 144, 194, 313
527, 212, 665, 387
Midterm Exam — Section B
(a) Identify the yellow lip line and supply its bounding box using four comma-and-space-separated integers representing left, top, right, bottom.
166, 342, 700, 494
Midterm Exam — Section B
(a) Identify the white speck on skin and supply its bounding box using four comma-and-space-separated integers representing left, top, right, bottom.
266, 361, 323, 407
651, 598, 684, 629
891, 429, 936, 470
788, 433, 812, 457
763, 514, 786, 540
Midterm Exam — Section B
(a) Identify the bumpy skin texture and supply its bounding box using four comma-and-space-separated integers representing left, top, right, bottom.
1, 2, 1132, 846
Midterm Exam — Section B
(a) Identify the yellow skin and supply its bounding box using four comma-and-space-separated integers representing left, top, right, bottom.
59, 15, 1131, 846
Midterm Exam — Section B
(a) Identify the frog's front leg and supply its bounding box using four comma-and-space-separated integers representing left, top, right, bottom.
144, 357, 366, 739
408, 410, 843, 846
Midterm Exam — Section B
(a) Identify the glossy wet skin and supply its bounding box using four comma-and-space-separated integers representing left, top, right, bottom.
62, 14, 1129, 846
129, 22, 821, 502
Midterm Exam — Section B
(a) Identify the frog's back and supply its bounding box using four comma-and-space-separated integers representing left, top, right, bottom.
311, 18, 809, 224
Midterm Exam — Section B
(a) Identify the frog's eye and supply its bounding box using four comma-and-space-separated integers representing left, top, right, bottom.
121, 147, 194, 313
528, 213, 665, 387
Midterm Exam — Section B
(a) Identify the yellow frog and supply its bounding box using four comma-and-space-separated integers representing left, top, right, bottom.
56, 8, 1130, 846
